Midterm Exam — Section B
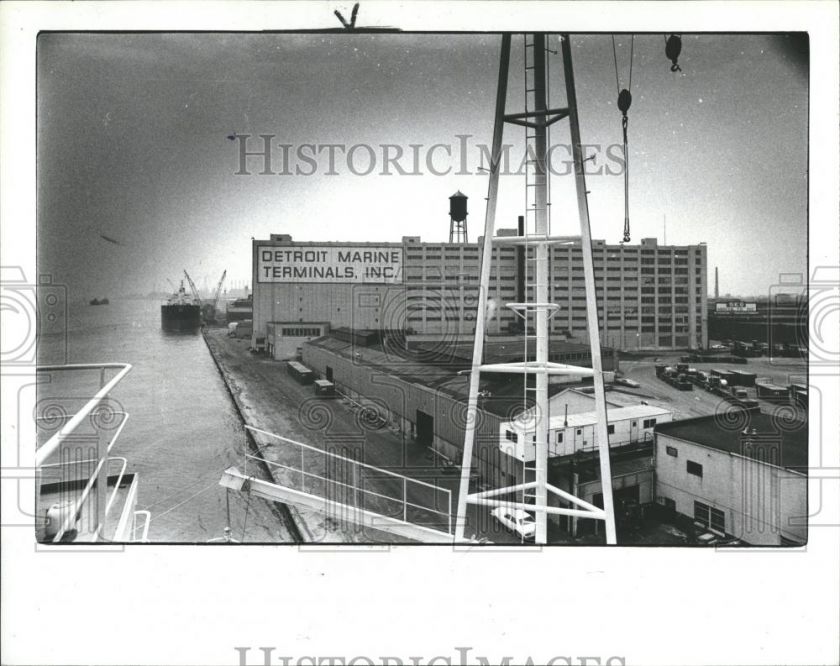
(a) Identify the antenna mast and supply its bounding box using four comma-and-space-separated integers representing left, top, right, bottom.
454, 33, 617, 545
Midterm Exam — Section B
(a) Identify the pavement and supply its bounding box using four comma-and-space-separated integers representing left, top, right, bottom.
205, 328, 515, 544
204, 330, 797, 545
616, 353, 807, 421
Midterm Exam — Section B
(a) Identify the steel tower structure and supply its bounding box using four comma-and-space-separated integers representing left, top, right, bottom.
454, 34, 617, 545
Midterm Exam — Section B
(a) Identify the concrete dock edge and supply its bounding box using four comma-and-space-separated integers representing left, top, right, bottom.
201, 327, 308, 543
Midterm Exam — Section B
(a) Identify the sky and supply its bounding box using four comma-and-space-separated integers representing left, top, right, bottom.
37, 32, 808, 299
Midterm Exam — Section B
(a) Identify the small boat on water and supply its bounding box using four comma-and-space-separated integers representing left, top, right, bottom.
89, 298, 110, 306
161, 280, 201, 331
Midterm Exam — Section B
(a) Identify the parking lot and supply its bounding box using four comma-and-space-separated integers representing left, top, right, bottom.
616, 353, 807, 421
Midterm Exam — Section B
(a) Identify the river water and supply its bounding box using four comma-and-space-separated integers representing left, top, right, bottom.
37, 298, 290, 542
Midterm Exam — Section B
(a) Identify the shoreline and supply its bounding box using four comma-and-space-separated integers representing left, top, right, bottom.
199, 327, 422, 544
201, 326, 308, 543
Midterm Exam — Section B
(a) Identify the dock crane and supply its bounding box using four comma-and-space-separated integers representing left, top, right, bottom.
183, 270, 202, 304
203, 270, 227, 324
212, 270, 227, 312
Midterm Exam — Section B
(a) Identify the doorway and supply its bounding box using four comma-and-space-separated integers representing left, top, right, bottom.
416, 410, 434, 446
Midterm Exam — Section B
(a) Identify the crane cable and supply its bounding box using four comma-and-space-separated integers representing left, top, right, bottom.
612, 35, 634, 242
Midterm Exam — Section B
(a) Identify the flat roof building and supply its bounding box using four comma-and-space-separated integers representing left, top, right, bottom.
500, 404, 672, 461
252, 233, 708, 352
300, 330, 620, 489
654, 411, 807, 545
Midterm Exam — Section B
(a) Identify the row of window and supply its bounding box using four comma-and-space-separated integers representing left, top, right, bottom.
280, 327, 322, 337
505, 418, 658, 445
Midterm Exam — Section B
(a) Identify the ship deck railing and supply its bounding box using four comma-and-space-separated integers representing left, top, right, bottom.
220, 425, 454, 542
35, 363, 149, 543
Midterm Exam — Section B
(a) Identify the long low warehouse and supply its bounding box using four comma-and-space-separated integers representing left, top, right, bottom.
301, 329, 623, 486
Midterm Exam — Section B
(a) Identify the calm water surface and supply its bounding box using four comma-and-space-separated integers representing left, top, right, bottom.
37, 298, 288, 542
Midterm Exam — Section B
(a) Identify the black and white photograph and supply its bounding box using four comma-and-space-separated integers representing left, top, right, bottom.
2, 2, 838, 665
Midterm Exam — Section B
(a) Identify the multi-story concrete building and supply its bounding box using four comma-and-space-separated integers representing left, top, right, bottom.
252, 233, 707, 353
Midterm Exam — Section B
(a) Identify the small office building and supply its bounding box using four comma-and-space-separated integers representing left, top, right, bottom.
266, 321, 330, 360
499, 404, 672, 461
654, 411, 807, 545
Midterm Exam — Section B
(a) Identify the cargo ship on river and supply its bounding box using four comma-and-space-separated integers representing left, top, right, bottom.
161, 280, 201, 331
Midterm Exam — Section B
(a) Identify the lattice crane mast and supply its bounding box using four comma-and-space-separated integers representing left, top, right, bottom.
212, 270, 227, 312
183, 270, 201, 304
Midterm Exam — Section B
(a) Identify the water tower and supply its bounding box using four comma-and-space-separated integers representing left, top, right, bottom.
449, 191, 468, 243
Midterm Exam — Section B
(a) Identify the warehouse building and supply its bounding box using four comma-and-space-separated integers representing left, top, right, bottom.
299, 330, 676, 537
300, 327, 804, 544
252, 230, 708, 353
300, 329, 620, 489
708, 294, 807, 347
653, 411, 807, 546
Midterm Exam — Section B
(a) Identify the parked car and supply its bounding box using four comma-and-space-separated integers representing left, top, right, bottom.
615, 377, 640, 388
491, 507, 536, 540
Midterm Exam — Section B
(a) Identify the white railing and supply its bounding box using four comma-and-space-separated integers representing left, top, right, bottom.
36, 363, 134, 542
36, 363, 132, 467
245, 425, 453, 536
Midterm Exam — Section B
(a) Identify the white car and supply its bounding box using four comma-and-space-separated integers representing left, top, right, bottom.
615, 377, 640, 388
491, 507, 536, 540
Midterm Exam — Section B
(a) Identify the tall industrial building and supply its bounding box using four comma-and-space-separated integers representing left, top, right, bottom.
252, 232, 707, 355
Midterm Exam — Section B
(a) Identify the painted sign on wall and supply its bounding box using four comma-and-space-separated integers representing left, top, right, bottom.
714, 301, 757, 314
257, 245, 404, 284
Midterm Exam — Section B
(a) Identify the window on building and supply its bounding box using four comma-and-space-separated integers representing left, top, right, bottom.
694, 501, 725, 534
643, 418, 657, 428
687, 460, 703, 478
576, 429, 582, 435
556, 431, 564, 444
505, 430, 517, 443
607, 424, 615, 435
660, 496, 677, 512
666, 445, 678, 457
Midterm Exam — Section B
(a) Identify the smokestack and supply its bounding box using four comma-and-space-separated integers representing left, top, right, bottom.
715, 266, 719, 299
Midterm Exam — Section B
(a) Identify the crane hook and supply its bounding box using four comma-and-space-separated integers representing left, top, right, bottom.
617, 88, 632, 243
665, 34, 682, 72
617, 88, 632, 117
617, 88, 631, 145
